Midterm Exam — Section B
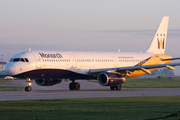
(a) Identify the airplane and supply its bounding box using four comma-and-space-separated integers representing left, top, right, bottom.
4, 16, 180, 92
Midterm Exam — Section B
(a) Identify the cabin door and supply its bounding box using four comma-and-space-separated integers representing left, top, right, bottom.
70, 54, 77, 69
33, 54, 42, 69
112, 56, 118, 67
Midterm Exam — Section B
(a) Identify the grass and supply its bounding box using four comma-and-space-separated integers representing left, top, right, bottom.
0, 96, 180, 120
0, 79, 12, 84
0, 79, 24, 91
122, 77, 180, 88
0, 86, 24, 91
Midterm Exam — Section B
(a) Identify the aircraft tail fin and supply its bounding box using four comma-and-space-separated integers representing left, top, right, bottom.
146, 16, 169, 54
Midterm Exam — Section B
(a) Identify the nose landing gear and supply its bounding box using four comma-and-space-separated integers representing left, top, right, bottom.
25, 78, 33, 92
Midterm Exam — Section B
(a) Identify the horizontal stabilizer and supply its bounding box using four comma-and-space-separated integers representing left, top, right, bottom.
161, 57, 180, 61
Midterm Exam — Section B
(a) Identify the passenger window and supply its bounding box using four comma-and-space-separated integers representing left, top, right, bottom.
20, 58, 25, 62
13, 58, 20, 62
25, 58, 29, 62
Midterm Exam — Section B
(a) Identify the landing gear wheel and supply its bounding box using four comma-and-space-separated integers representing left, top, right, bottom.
75, 82, 80, 90
110, 84, 122, 91
116, 84, 121, 90
69, 83, 75, 90
25, 78, 33, 92
25, 86, 32, 92
110, 86, 116, 90
69, 81, 81, 90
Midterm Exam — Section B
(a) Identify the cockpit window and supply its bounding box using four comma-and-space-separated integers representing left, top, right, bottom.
25, 58, 29, 62
9, 58, 13, 62
13, 58, 20, 62
10, 58, 29, 62
20, 58, 25, 62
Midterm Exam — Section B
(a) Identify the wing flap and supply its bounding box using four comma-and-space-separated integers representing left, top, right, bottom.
166, 65, 175, 71
141, 68, 151, 75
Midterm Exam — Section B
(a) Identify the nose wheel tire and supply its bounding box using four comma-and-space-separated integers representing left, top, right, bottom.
25, 86, 32, 92
69, 82, 80, 90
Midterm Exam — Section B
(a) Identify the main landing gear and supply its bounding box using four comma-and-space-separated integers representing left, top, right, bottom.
25, 78, 33, 92
69, 79, 80, 90
110, 84, 122, 90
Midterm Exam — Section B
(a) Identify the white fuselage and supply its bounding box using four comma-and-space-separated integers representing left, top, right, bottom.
5, 50, 155, 79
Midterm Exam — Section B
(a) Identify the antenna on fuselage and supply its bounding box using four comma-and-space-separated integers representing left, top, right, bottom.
29, 48, 31, 51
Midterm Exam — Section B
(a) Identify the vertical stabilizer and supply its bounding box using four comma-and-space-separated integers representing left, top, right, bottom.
146, 16, 169, 54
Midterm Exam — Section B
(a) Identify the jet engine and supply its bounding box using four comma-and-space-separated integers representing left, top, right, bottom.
35, 79, 62, 86
97, 72, 126, 86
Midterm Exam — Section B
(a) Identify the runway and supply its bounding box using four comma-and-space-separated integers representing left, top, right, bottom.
1, 80, 180, 101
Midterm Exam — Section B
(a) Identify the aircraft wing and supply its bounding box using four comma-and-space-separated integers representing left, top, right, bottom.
88, 62, 180, 76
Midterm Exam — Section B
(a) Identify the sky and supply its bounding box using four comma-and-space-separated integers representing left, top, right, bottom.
1, 0, 180, 61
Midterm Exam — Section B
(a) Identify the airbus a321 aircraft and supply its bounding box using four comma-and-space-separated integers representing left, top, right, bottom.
4, 16, 180, 92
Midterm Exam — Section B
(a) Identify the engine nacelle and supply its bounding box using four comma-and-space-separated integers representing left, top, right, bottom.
97, 72, 126, 86
35, 79, 62, 86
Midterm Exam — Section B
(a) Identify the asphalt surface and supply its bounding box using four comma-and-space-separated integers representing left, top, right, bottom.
0, 80, 180, 101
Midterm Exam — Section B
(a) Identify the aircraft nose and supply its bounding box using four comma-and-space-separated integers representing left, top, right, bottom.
4, 63, 16, 76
